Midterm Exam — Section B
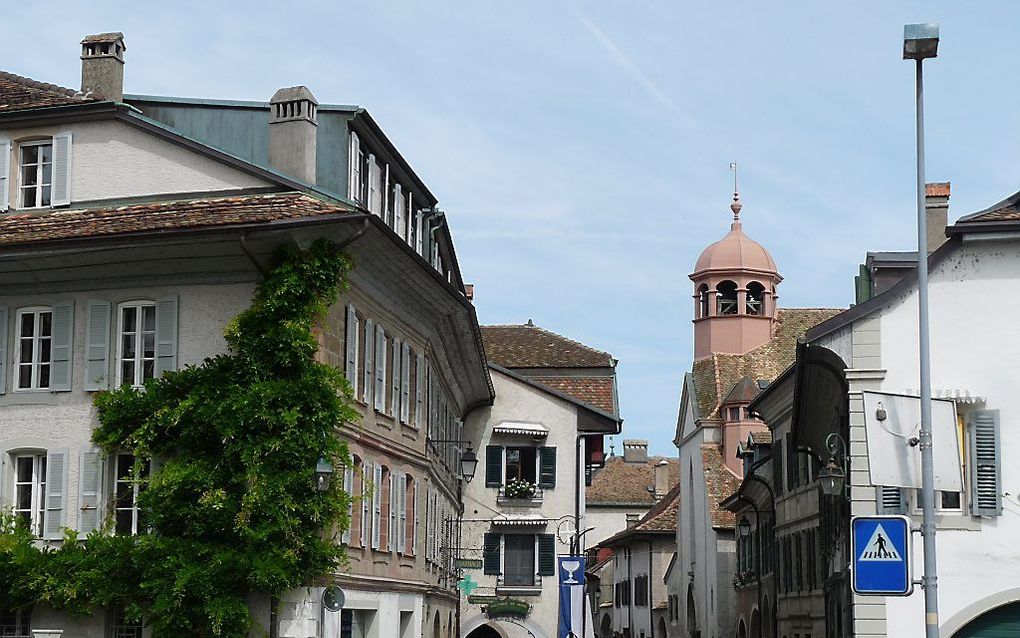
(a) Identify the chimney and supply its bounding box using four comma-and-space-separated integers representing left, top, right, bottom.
80, 33, 126, 101
268, 86, 319, 184
925, 182, 950, 254
654, 460, 670, 499
465, 284, 475, 302
623, 439, 648, 464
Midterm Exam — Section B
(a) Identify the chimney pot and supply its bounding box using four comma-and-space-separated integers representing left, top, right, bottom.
268, 86, 319, 184
623, 439, 649, 464
80, 32, 126, 101
924, 181, 950, 254
653, 459, 671, 499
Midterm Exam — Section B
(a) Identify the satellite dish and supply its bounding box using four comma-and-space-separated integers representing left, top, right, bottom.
322, 586, 345, 612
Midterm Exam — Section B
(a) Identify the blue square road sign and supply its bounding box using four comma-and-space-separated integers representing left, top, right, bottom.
851, 515, 912, 596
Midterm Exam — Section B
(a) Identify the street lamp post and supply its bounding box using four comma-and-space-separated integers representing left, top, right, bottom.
903, 22, 940, 638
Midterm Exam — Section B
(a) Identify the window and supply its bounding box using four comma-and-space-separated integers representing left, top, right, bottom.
109, 605, 142, 638
503, 534, 536, 586
698, 284, 710, 318
746, 281, 765, 315
13, 454, 45, 535
913, 489, 963, 512
19, 141, 52, 208
0, 607, 30, 638
505, 447, 537, 484
16, 308, 52, 390
716, 281, 738, 315
117, 302, 156, 387
113, 454, 150, 535
727, 406, 741, 421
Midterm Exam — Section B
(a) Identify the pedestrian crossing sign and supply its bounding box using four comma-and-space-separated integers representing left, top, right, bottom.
851, 515, 912, 596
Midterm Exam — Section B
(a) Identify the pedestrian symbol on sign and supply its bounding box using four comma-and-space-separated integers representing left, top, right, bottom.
858, 524, 902, 562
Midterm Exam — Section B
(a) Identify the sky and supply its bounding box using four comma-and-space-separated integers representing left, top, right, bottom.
5, 2, 1019, 454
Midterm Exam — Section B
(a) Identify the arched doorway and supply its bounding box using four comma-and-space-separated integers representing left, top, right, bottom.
599, 613, 611, 638
954, 601, 1020, 636
750, 608, 761, 638
763, 596, 772, 638
738, 618, 748, 638
686, 584, 697, 634
432, 611, 441, 638
657, 617, 667, 638
447, 612, 454, 638
466, 625, 503, 638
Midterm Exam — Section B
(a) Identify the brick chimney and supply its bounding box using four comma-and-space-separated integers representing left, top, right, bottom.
623, 439, 648, 464
268, 86, 318, 184
80, 33, 126, 101
925, 182, 950, 254
654, 459, 671, 499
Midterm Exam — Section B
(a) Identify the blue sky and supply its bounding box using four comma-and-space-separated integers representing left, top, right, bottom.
5, 2, 1019, 454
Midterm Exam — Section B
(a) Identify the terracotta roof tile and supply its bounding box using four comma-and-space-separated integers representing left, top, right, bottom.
633, 481, 682, 532
480, 323, 614, 369
749, 430, 773, 445
533, 376, 615, 413
586, 455, 679, 505
0, 71, 96, 112
702, 445, 741, 530
925, 182, 950, 197
0, 192, 355, 246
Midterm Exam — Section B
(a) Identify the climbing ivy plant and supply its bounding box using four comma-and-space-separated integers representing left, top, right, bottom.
0, 239, 356, 637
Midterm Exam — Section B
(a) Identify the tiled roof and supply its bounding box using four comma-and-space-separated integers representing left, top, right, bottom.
0, 71, 96, 112
749, 430, 773, 445
925, 182, 950, 197
692, 308, 842, 420
586, 455, 679, 505
722, 376, 759, 405
82, 32, 124, 44
534, 376, 615, 414
480, 323, 614, 368
702, 445, 740, 530
633, 480, 682, 532
0, 192, 355, 246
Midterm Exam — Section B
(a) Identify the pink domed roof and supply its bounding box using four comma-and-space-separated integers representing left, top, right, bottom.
692, 219, 779, 278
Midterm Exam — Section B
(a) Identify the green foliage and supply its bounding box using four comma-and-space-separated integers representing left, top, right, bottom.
0, 240, 356, 637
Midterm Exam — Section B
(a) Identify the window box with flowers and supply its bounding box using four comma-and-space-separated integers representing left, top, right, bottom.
500, 478, 540, 501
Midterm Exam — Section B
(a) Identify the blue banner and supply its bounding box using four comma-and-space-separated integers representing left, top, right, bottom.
558, 556, 586, 638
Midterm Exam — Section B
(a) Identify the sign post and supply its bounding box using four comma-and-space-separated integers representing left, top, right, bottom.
851, 515, 912, 596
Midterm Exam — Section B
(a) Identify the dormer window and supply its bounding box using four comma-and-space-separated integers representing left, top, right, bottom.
19, 141, 52, 209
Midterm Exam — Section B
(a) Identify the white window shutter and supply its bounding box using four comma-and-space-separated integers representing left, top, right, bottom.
400, 343, 411, 424
155, 296, 179, 377
342, 466, 354, 544
372, 463, 382, 549
84, 300, 111, 391
43, 449, 69, 540
397, 473, 407, 554
388, 472, 397, 551
415, 211, 424, 255
0, 138, 10, 211
969, 410, 1002, 517
361, 462, 371, 547
348, 132, 361, 201
415, 353, 425, 428
49, 301, 74, 392
412, 480, 419, 556
374, 326, 386, 412
391, 338, 401, 417
0, 304, 8, 395
367, 155, 379, 216
78, 451, 104, 534
344, 304, 358, 389
363, 319, 374, 405
51, 132, 72, 207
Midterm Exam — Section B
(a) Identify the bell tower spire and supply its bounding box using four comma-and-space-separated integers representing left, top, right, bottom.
729, 161, 742, 222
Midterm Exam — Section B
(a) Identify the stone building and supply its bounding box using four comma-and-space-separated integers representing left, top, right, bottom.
0, 32, 488, 638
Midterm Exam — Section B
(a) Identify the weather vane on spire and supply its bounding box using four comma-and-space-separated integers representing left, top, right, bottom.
729, 161, 742, 221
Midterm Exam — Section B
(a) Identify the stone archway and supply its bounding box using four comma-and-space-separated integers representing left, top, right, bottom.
432, 611, 442, 638
599, 613, 611, 638
952, 601, 1020, 637
738, 618, 748, 638
750, 608, 761, 638
465, 625, 503, 638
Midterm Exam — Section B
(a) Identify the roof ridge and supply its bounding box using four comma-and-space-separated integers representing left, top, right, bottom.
482, 322, 613, 359
0, 70, 84, 99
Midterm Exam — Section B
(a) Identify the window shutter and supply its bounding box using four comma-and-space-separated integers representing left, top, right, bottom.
344, 304, 358, 390
43, 449, 68, 540
398, 473, 407, 553
485, 445, 504, 487
363, 319, 374, 405
0, 304, 8, 395
387, 472, 396, 551
538, 533, 556, 576
773, 435, 783, 495
400, 343, 411, 424
51, 132, 72, 207
483, 533, 501, 575
0, 138, 9, 211
372, 463, 382, 549
391, 338, 401, 417
538, 447, 557, 489
876, 486, 905, 515
49, 300, 74, 392
155, 296, 179, 377
969, 410, 1002, 517
78, 451, 104, 534
374, 325, 386, 411
342, 466, 354, 544
84, 300, 111, 391
415, 353, 425, 428
348, 132, 361, 201
361, 462, 371, 547
411, 480, 419, 556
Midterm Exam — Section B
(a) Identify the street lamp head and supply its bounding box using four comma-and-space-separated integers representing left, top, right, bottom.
903, 23, 939, 60
315, 457, 334, 492
460, 444, 479, 483
737, 515, 751, 539
818, 458, 845, 497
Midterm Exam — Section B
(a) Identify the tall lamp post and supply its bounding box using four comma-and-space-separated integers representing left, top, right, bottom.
903, 22, 940, 638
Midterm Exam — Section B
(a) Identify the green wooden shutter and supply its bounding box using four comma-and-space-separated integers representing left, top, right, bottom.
0, 304, 8, 394
155, 296, 179, 377
50, 301, 74, 391
877, 486, 905, 514
485, 445, 503, 487
538, 447, 557, 488
969, 410, 1002, 517
84, 300, 111, 391
538, 533, 556, 576
483, 533, 501, 575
